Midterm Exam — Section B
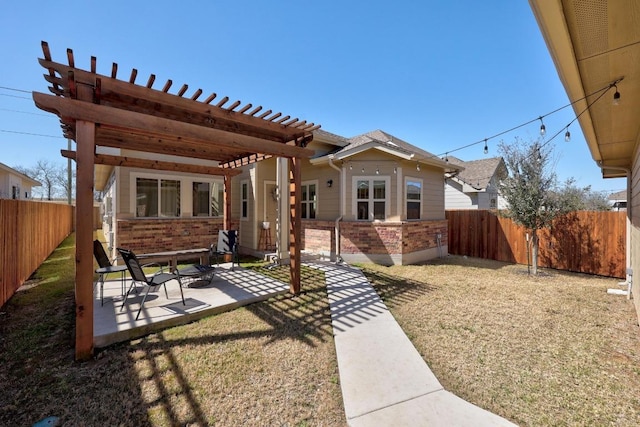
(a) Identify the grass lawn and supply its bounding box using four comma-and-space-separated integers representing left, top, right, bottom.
2, 234, 639, 426
0, 234, 345, 426
361, 256, 640, 426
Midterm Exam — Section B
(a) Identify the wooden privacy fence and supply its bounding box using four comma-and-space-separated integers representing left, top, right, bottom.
0, 200, 74, 308
446, 210, 627, 278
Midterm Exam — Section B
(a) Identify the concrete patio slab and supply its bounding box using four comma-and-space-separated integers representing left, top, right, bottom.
94, 263, 289, 347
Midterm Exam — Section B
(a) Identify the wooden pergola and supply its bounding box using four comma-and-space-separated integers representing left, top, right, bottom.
33, 41, 318, 360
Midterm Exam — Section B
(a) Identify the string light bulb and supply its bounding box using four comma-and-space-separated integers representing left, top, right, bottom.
483, 139, 488, 154
539, 117, 546, 136
613, 84, 620, 105
564, 127, 571, 142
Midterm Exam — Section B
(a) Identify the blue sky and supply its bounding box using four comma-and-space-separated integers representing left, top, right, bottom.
0, 1, 626, 194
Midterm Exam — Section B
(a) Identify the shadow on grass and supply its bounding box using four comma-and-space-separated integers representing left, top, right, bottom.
360, 267, 438, 309
1, 236, 335, 425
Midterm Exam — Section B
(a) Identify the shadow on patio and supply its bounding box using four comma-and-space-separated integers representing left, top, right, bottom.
94, 263, 291, 348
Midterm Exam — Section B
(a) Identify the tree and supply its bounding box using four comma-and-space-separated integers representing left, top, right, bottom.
554, 179, 611, 211
499, 138, 572, 274
14, 160, 68, 201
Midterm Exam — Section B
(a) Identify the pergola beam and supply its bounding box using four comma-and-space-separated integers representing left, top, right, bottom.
35, 42, 317, 360
33, 92, 315, 160
61, 150, 241, 176
39, 58, 317, 141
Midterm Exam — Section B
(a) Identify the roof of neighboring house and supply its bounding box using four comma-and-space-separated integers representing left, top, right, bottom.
608, 190, 627, 201
0, 161, 41, 187
446, 156, 505, 191
312, 129, 459, 172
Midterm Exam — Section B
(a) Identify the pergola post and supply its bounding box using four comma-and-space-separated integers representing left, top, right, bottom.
223, 175, 232, 231
75, 120, 95, 360
289, 156, 301, 294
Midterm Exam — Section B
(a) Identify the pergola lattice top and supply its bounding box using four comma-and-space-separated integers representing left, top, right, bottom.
33, 42, 314, 359
34, 41, 318, 178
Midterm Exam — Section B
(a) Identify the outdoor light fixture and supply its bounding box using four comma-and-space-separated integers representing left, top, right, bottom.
483, 139, 488, 154
349, 163, 353, 170
416, 162, 421, 171
376, 167, 380, 175
327, 179, 333, 188
613, 84, 621, 105
361, 167, 365, 173
393, 167, 397, 174
564, 128, 571, 142
539, 117, 546, 136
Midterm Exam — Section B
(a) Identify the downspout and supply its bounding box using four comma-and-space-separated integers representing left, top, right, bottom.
328, 156, 343, 263
597, 161, 632, 299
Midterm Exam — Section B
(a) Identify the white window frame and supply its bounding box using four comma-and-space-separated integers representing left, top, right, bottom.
192, 179, 224, 217
131, 173, 182, 218
240, 180, 249, 220
352, 176, 390, 221
301, 180, 319, 219
405, 177, 423, 220
130, 172, 225, 218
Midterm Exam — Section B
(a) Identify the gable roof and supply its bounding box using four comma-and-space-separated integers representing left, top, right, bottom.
313, 129, 349, 147
0, 162, 42, 187
446, 156, 506, 191
311, 129, 459, 172
608, 190, 627, 201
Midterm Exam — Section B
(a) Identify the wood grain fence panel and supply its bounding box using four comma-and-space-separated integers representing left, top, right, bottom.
447, 210, 626, 278
0, 200, 74, 308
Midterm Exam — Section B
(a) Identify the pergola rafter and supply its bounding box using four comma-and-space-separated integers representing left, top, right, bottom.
34, 41, 317, 360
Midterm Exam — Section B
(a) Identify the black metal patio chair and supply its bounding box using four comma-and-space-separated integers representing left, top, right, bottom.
93, 239, 128, 306
212, 230, 239, 269
117, 247, 185, 320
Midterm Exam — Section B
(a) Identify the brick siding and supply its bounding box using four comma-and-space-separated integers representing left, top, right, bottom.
302, 219, 448, 262
116, 217, 225, 256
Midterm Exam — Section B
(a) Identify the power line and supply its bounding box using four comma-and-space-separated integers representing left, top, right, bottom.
0, 93, 31, 100
0, 129, 64, 139
0, 85, 31, 94
0, 107, 52, 117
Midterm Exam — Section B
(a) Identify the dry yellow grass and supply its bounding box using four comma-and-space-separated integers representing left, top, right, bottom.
361, 256, 640, 426
0, 235, 345, 426
3, 233, 639, 426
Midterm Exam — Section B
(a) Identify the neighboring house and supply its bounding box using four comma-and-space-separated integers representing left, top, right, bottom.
444, 156, 508, 210
99, 128, 461, 266
0, 162, 41, 200
530, 1, 640, 321
608, 190, 627, 211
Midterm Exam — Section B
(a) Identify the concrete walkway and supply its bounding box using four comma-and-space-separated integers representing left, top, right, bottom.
307, 260, 517, 427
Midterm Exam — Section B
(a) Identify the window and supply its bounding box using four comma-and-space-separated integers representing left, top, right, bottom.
406, 179, 422, 220
193, 181, 224, 216
241, 181, 248, 219
136, 178, 180, 217
301, 183, 317, 219
356, 178, 388, 220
